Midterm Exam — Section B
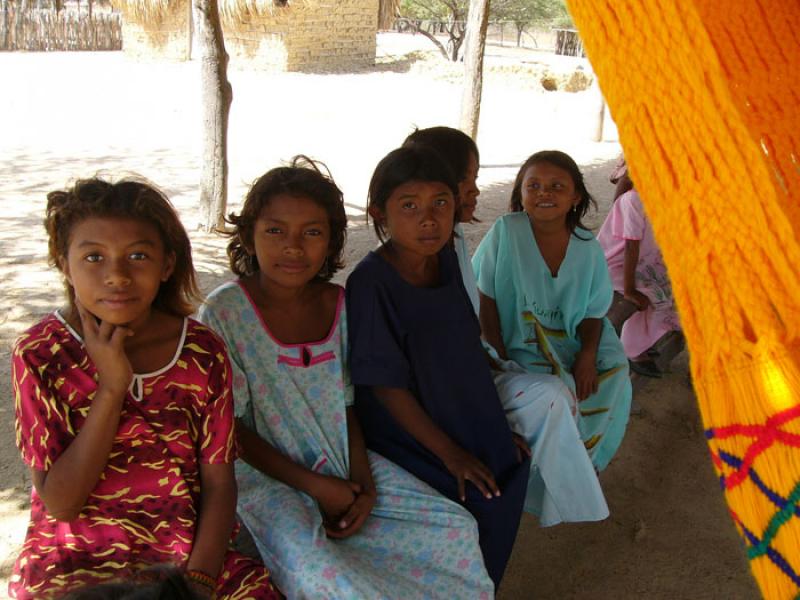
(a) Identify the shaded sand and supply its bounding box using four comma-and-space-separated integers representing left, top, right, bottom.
0, 37, 759, 599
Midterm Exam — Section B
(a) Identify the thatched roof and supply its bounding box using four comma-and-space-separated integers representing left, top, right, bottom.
113, 0, 185, 24
113, 0, 324, 26
218, 0, 319, 21
112, 0, 386, 29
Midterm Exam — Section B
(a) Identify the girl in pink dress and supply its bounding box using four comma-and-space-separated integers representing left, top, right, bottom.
597, 185, 683, 375
10, 178, 279, 600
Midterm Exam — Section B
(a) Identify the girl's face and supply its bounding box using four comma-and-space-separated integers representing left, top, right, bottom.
520, 161, 580, 226
458, 152, 480, 223
250, 194, 331, 290
371, 180, 455, 258
61, 216, 175, 330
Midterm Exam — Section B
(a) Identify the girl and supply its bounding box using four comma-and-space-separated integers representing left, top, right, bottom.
347, 146, 530, 588
472, 151, 632, 472
10, 178, 278, 600
402, 127, 608, 526
197, 157, 493, 599
597, 165, 684, 377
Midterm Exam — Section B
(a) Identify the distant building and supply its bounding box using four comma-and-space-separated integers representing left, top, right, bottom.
115, 0, 379, 72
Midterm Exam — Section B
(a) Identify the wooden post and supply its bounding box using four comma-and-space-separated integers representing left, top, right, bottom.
187, 0, 193, 60
192, 0, 232, 232
459, 0, 490, 140
88, 0, 95, 49
592, 76, 605, 142
1, 0, 9, 50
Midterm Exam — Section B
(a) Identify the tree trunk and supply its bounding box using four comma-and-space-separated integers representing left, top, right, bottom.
413, 24, 450, 60
1, 0, 9, 50
14, 0, 30, 50
459, 0, 490, 140
88, 0, 95, 49
591, 77, 605, 142
192, 0, 232, 232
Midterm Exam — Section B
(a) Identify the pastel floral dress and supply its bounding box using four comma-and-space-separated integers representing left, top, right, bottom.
198, 282, 493, 600
10, 313, 279, 600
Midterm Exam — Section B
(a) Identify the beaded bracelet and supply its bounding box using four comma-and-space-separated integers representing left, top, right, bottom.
186, 569, 217, 594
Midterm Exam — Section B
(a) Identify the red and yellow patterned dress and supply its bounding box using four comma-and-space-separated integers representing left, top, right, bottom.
9, 313, 279, 599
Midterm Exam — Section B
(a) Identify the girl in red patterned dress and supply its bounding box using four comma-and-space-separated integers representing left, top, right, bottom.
9, 178, 280, 600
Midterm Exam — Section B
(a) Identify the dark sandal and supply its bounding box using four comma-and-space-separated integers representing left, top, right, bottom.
629, 359, 662, 378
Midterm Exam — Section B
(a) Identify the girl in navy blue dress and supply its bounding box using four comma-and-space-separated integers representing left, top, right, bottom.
346, 146, 530, 589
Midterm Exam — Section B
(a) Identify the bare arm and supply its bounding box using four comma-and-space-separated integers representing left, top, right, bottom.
478, 292, 508, 360
623, 239, 650, 310
236, 419, 359, 527
325, 407, 377, 539
573, 318, 603, 401
186, 463, 236, 582
236, 418, 323, 496
372, 386, 499, 500
346, 407, 375, 496
34, 303, 132, 521
31, 387, 126, 521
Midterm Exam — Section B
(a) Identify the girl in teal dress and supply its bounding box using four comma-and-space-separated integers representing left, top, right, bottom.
472, 150, 632, 471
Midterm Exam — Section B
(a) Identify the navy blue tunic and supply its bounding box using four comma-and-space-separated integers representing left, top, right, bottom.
346, 247, 530, 588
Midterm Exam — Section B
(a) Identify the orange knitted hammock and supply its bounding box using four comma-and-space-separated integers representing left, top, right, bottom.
566, 1, 800, 597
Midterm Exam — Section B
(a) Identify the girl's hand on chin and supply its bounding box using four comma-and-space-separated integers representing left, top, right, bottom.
76, 299, 133, 398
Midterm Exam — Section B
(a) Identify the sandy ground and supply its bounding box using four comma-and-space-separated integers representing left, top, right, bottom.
0, 35, 760, 599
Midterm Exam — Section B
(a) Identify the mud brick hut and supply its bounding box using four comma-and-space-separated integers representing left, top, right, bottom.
115, 0, 380, 71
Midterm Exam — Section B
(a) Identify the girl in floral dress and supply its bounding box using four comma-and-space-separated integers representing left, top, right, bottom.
199, 157, 492, 600
10, 177, 279, 599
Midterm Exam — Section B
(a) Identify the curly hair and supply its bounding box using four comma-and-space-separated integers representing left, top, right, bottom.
45, 177, 200, 317
508, 150, 597, 237
225, 156, 347, 281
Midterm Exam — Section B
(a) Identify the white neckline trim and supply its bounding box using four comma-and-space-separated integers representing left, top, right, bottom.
54, 311, 189, 401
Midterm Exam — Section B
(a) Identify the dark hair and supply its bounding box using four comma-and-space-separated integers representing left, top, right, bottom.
367, 146, 459, 243
402, 126, 479, 183
58, 566, 201, 599
508, 150, 596, 235
225, 156, 347, 281
45, 177, 200, 317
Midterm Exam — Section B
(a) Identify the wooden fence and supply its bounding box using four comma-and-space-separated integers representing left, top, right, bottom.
0, 9, 122, 51
553, 28, 585, 57
392, 18, 581, 55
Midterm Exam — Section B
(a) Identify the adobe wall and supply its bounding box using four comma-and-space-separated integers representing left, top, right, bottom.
120, 1, 192, 61
223, 0, 378, 71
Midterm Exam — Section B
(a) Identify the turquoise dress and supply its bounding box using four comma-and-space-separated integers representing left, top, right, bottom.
454, 228, 609, 525
472, 213, 632, 471
199, 282, 493, 600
